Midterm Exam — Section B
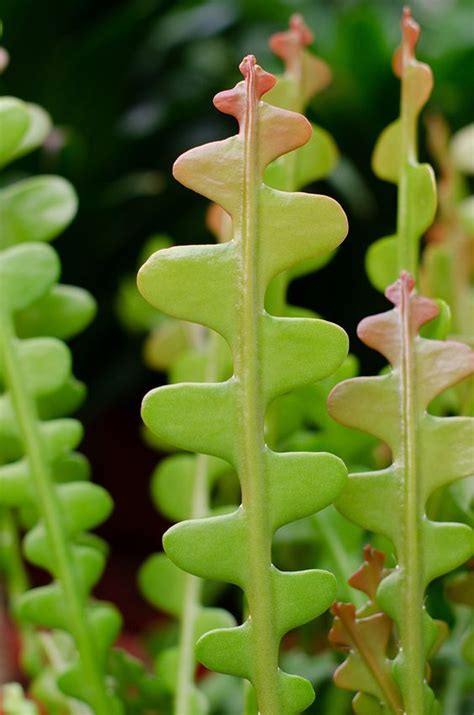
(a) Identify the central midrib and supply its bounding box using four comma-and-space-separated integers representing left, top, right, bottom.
395, 55, 426, 715
237, 64, 280, 714
398, 280, 425, 715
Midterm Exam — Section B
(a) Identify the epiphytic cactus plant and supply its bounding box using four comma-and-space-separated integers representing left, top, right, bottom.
138, 55, 350, 714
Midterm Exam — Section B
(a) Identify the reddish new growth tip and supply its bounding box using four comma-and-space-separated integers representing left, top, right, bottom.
386, 271, 439, 330
393, 6, 421, 78
213, 55, 276, 120
349, 545, 387, 602
239, 54, 276, 98
269, 13, 313, 62
385, 270, 416, 306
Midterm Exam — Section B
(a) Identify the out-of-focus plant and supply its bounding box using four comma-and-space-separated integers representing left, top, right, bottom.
422, 118, 474, 344
1, 683, 39, 714
366, 8, 436, 293
0, 36, 122, 713
421, 117, 474, 416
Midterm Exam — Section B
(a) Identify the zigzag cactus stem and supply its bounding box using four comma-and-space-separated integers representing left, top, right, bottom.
328, 271, 474, 714
269, 13, 331, 115
269, 14, 323, 193
139, 55, 349, 714
395, 7, 430, 277
368, 7, 437, 293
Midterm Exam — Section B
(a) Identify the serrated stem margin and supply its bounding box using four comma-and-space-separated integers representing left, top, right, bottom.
0, 308, 111, 715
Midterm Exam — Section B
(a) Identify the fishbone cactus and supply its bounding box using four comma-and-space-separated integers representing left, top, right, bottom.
328, 272, 474, 713
138, 56, 349, 714
367, 7, 436, 291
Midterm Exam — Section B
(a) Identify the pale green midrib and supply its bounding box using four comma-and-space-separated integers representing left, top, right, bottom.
398, 284, 426, 715
236, 67, 280, 715
0, 308, 111, 715
175, 333, 218, 715
397, 65, 419, 279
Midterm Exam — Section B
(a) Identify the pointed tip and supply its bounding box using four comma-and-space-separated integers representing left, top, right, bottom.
385, 271, 416, 306
239, 54, 257, 77
213, 57, 276, 118
331, 601, 356, 618
269, 13, 313, 62
348, 545, 386, 600
392, 5, 421, 78
289, 13, 314, 45
240, 55, 277, 98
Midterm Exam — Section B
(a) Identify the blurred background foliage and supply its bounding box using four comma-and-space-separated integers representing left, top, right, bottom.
0, 0, 473, 636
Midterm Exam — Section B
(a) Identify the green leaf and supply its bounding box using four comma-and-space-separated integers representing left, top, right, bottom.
15, 285, 96, 340
9, 103, 52, 161
0, 243, 59, 313
0, 97, 30, 168
0, 176, 77, 249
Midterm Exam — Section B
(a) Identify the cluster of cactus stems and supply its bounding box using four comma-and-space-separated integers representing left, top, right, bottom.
1, 7, 473, 715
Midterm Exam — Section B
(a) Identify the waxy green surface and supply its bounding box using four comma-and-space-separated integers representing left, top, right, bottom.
139, 329, 236, 715
139, 56, 349, 714
328, 272, 474, 714
367, 9, 436, 291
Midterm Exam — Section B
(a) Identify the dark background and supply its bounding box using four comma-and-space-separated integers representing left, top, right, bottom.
0, 0, 473, 638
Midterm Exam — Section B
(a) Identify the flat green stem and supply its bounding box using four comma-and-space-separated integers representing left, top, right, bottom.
397, 65, 418, 279
398, 279, 425, 713
236, 65, 280, 714
0, 308, 111, 715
